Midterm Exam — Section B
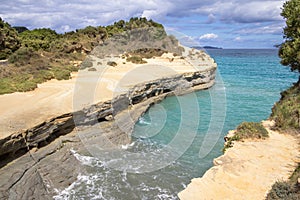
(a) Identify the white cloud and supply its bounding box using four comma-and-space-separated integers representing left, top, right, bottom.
234, 36, 242, 41
206, 13, 216, 24
192, 0, 285, 23
0, 0, 286, 48
199, 33, 218, 40
0, 0, 286, 31
235, 22, 284, 35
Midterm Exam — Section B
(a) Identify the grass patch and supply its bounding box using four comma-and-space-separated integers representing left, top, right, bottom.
0, 65, 78, 94
223, 122, 269, 152
126, 56, 147, 64
0, 74, 37, 94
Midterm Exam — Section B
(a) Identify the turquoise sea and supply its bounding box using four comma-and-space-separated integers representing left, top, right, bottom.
55, 49, 298, 199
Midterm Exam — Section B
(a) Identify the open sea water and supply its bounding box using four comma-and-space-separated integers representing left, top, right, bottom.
54, 49, 298, 200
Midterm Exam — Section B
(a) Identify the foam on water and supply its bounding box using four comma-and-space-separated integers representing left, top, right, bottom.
121, 141, 135, 150
138, 116, 151, 125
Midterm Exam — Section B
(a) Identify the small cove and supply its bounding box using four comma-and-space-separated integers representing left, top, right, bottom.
54, 49, 298, 199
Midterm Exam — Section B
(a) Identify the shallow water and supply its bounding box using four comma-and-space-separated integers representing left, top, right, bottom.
54, 49, 298, 199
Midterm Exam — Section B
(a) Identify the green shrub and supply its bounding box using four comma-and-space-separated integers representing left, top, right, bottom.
0, 78, 15, 94
126, 56, 147, 64
19, 28, 59, 51
266, 181, 300, 200
235, 122, 269, 139
266, 163, 300, 199
51, 66, 73, 80
16, 80, 37, 92
8, 47, 40, 65
223, 122, 268, 152
33, 70, 54, 83
107, 61, 117, 67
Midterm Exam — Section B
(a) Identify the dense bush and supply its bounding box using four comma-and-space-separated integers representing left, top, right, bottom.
8, 47, 40, 65
19, 28, 59, 50
235, 122, 269, 139
0, 18, 20, 59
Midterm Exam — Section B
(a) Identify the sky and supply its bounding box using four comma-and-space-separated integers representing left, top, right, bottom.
0, 0, 287, 48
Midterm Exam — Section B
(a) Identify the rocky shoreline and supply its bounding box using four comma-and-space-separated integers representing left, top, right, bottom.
0, 53, 216, 199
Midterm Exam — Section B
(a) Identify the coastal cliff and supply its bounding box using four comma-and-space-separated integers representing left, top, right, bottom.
0, 44, 216, 199
0, 65, 216, 167
0, 17, 219, 199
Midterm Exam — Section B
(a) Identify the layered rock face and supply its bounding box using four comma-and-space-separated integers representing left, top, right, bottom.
0, 68, 215, 167
0, 63, 216, 199
0, 20, 218, 199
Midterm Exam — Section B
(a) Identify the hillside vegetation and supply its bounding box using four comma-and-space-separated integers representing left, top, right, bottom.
271, 82, 300, 133
0, 17, 170, 94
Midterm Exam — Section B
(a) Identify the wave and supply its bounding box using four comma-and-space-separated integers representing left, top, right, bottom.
138, 116, 151, 125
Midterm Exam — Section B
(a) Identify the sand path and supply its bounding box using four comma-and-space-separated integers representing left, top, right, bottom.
178, 120, 300, 200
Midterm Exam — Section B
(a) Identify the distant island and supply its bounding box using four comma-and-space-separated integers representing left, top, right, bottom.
192, 46, 223, 50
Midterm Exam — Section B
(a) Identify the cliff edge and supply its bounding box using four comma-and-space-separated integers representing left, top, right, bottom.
178, 120, 300, 200
0, 27, 217, 199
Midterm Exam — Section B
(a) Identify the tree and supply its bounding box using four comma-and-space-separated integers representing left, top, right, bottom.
279, 0, 300, 72
0, 18, 20, 59
19, 28, 59, 50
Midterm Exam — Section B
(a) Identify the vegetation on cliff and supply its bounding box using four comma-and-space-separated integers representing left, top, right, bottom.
0, 17, 171, 94
272, 0, 300, 134
266, 164, 300, 199
271, 83, 300, 132
223, 122, 268, 152
267, 0, 300, 198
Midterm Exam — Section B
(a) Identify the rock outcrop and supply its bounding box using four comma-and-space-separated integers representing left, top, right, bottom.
0, 67, 215, 167
0, 62, 216, 199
